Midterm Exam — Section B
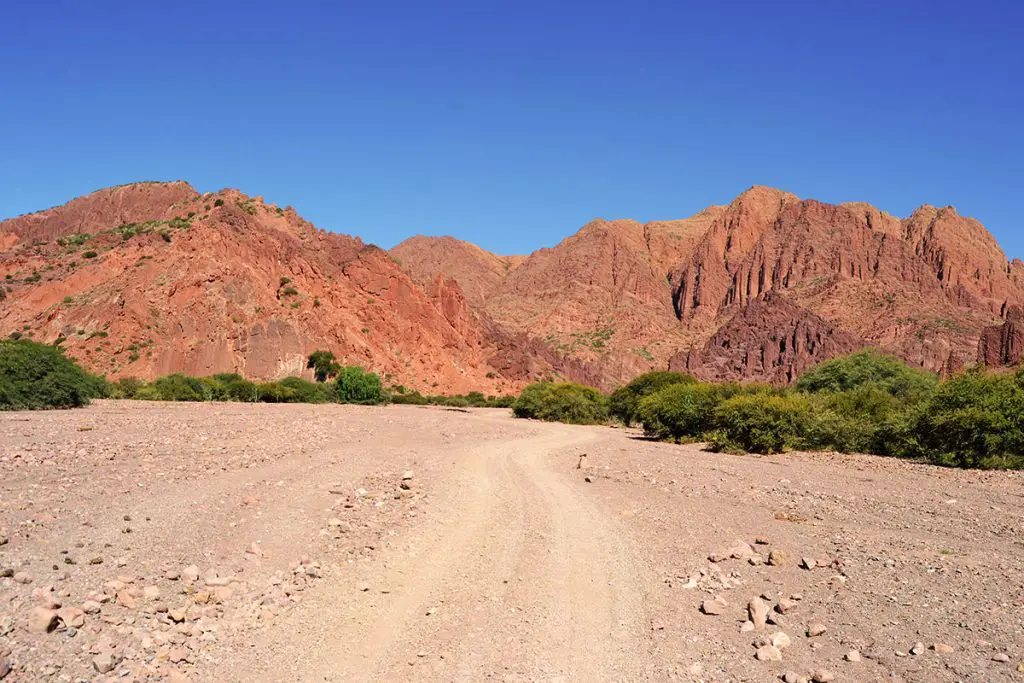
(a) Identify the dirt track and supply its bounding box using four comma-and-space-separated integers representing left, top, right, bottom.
1, 402, 1022, 682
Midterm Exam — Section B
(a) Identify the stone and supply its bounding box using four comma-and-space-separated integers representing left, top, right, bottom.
700, 597, 728, 615
992, 653, 1010, 663
728, 542, 755, 559
910, 642, 924, 655
770, 632, 792, 649
932, 643, 954, 653
116, 591, 137, 609
13, 572, 31, 585
0, 656, 10, 680
144, 585, 161, 600
28, 606, 59, 633
81, 600, 102, 614
748, 597, 769, 628
811, 670, 835, 683
57, 607, 85, 628
402, 470, 414, 480
776, 597, 797, 614
767, 550, 787, 566
845, 649, 861, 662
182, 565, 200, 583
739, 620, 755, 632
754, 645, 782, 662
168, 647, 189, 663
800, 557, 816, 570
169, 608, 188, 623
806, 622, 827, 637
357, 582, 371, 593
748, 553, 764, 565
782, 673, 804, 683
92, 652, 118, 674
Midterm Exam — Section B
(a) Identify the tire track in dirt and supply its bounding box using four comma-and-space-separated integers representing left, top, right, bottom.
220, 422, 652, 682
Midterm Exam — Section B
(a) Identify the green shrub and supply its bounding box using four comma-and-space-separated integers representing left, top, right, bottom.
708, 393, 811, 454
609, 371, 695, 426
512, 381, 608, 424
110, 376, 144, 399
278, 376, 332, 403
635, 383, 725, 442
390, 389, 428, 405
0, 339, 108, 410
133, 385, 162, 400
802, 386, 906, 455
210, 373, 258, 402
900, 369, 1024, 469
82, 250, 98, 259
152, 374, 208, 401
335, 366, 385, 405
306, 350, 340, 382
796, 351, 937, 402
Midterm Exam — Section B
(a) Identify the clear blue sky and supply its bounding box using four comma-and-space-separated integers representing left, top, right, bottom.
1, 1, 1021, 257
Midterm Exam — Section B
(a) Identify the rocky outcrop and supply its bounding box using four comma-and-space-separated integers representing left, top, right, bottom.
668, 292, 865, 383
5, 182, 1022, 390
391, 235, 522, 307
978, 305, 1024, 368
0, 181, 198, 244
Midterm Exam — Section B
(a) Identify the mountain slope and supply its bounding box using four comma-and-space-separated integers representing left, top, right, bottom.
0, 183, 587, 392
397, 186, 1023, 384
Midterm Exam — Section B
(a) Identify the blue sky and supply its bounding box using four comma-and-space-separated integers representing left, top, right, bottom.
1, 1, 1021, 257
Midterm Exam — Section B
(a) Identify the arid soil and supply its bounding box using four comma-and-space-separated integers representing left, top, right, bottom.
1, 403, 1022, 682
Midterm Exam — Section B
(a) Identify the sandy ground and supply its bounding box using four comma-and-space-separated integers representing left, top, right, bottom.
0, 401, 1022, 682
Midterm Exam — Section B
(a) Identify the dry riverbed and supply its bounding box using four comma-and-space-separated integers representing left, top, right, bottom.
0, 401, 1021, 682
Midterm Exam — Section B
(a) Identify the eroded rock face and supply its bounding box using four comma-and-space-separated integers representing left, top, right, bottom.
978, 305, 1024, 368
0, 185, 536, 394
1, 181, 199, 244
669, 292, 865, 383
4, 182, 1022, 390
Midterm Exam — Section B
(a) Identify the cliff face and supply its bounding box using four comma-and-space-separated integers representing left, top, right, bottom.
396, 186, 1022, 385
978, 305, 1024, 368
4, 182, 1020, 391
669, 292, 865, 383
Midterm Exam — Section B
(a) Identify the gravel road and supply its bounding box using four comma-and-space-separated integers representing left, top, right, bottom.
1, 402, 1021, 682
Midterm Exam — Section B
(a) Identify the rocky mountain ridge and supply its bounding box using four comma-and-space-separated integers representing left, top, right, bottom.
393, 186, 1024, 384
3, 182, 1021, 391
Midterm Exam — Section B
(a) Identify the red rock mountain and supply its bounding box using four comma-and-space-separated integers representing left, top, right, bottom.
4, 182, 1020, 390
394, 186, 1023, 384
0, 183, 588, 393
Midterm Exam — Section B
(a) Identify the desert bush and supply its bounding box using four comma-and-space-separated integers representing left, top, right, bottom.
802, 386, 907, 455
109, 376, 144, 399
306, 350, 341, 382
335, 366, 385, 405
209, 373, 258, 402
390, 389, 429, 405
635, 383, 724, 442
900, 369, 1024, 469
152, 374, 208, 401
512, 381, 608, 424
277, 376, 332, 403
0, 339, 109, 410
609, 371, 695, 426
796, 351, 937, 402
132, 385, 161, 400
708, 393, 812, 454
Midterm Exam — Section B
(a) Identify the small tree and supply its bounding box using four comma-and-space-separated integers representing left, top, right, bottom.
335, 366, 385, 404
307, 350, 341, 382
609, 371, 695, 426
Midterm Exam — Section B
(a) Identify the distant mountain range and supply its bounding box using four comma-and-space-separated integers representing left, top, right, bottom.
2, 182, 1021, 391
